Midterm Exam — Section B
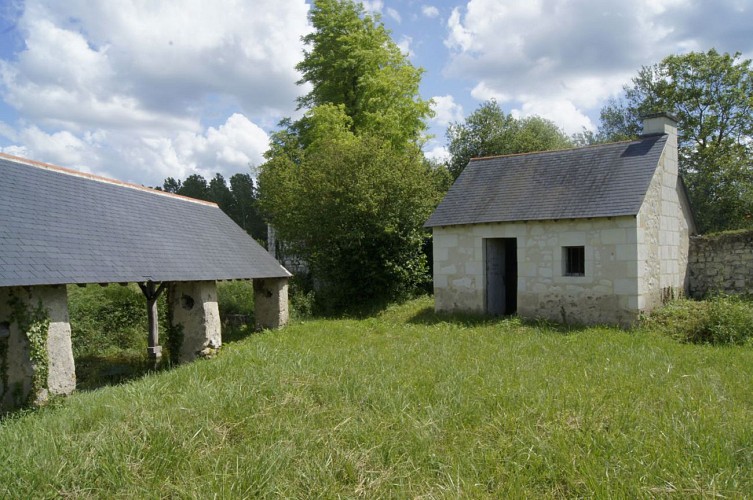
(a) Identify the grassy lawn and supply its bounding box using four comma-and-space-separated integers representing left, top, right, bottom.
1, 296, 752, 497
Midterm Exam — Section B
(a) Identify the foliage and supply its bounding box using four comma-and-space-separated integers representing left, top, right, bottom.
643, 295, 753, 345
446, 99, 572, 179
216, 281, 255, 321
7, 290, 50, 405
260, 0, 439, 312
288, 274, 316, 320
2, 297, 753, 496
67, 285, 154, 358
598, 49, 753, 233
260, 106, 440, 312
296, 0, 432, 148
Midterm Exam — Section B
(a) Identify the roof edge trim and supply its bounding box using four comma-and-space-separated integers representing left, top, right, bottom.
0, 152, 219, 208
467, 138, 638, 163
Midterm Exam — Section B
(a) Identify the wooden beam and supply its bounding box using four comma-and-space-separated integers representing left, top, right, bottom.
138, 281, 168, 359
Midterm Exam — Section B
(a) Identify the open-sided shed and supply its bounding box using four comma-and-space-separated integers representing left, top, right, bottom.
0, 153, 290, 409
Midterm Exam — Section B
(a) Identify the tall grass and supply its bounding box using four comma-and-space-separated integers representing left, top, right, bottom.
1, 297, 752, 497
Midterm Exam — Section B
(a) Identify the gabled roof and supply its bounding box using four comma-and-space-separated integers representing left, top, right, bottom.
0, 154, 290, 287
425, 134, 668, 228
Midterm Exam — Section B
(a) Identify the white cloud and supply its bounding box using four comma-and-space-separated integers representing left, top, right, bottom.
2, 113, 269, 185
386, 7, 401, 23
362, 1, 384, 13
443, 0, 753, 133
0, 0, 310, 184
431, 95, 464, 126
176, 113, 269, 173
511, 99, 593, 135
421, 5, 440, 18
397, 35, 414, 58
423, 142, 449, 163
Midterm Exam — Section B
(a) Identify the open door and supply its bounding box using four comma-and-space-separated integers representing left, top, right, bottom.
485, 238, 517, 316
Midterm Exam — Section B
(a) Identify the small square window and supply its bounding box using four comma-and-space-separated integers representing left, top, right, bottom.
563, 246, 585, 276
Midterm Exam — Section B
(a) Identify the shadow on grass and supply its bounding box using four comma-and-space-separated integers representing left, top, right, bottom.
75, 352, 169, 392
407, 306, 499, 326
407, 305, 591, 334
221, 323, 257, 344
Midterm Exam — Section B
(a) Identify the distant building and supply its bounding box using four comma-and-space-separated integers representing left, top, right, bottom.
425, 113, 695, 327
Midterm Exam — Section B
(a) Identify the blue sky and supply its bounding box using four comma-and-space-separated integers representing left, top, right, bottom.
0, 0, 751, 186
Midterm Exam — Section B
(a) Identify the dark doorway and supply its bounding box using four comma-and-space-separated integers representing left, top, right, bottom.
485, 238, 518, 316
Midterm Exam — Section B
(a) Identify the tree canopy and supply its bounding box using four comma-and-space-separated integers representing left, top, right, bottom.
258, 0, 439, 312
446, 100, 572, 179
296, 0, 432, 148
598, 49, 753, 233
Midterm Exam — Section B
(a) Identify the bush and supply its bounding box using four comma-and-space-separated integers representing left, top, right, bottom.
67, 285, 152, 357
216, 281, 254, 320
644, 295, 753, 345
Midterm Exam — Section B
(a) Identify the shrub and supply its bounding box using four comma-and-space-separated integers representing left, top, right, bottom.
644, 295, 753, 345
216, 281, 254, 321
67, 285, 151, 357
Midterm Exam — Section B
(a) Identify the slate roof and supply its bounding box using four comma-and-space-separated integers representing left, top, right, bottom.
425, 134, 668, 227
0, 154, 290, 287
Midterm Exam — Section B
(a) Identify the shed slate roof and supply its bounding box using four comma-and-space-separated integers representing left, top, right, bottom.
0, 154, 290, 287
425, 134, 668, 228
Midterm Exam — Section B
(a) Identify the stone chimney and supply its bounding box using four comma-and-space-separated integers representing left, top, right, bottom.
641, 112, 678, 137
642, 112, 678, 177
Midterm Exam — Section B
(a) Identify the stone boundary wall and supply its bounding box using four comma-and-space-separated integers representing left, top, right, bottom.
688, 230, 753, 298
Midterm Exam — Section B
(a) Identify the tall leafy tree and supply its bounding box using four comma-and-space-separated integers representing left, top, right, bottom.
259, 0, 439, 311
177, 174, 210, 201
446, 100, 572, 179
229, 173, 266, 243
208, 173, 234, 214
162, 177, 182, 193
598, 49, 753, 233
296, 0, 432, 148
259, 105, 439, 310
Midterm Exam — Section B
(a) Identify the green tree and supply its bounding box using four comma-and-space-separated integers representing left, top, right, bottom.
598, 49, 753, 232
208, 173, 234, 214
259, 0, 438, 312
162, 177, 182, 193
296, 0, 432, 148
229, 173, 266, 243
259, 105, 439, 311
177, 174, 210, 201
446, 100, 572, 179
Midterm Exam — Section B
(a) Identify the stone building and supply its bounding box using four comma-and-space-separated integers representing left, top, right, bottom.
0, 154, 290, 410
425, 113, 695, 327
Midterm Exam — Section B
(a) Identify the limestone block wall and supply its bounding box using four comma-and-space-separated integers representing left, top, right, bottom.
168, 281, 222, 362
433, 216, 643, 326
635, 125, 693, 312
688, 231, 753, 298
0, 285, 75, 410
254, 278, 289, 330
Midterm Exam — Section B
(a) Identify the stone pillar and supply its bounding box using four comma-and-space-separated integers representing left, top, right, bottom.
0, 285, 76, 411
167, 281, 222, 363
254, 278, 289, 330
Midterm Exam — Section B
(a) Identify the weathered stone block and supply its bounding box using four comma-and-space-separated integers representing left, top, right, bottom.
168, 281, 222, 363
254, 278, 289, 330
0, 286, 75, 411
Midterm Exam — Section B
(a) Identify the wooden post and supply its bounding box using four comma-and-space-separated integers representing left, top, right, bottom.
138, 281, 167, 359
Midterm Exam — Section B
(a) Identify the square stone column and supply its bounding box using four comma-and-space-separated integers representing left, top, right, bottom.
254, 278, 289, 330
167, 281, 222, 363
0, 285, 76, 411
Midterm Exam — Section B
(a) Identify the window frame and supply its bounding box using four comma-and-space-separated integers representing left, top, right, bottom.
562, 246, 585, 277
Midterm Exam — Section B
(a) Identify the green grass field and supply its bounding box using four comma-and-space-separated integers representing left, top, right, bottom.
1, 296, 752, 497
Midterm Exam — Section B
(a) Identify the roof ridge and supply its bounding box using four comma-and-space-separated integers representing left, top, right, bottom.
468, 137, 647, 162
0, 152, 219, 208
